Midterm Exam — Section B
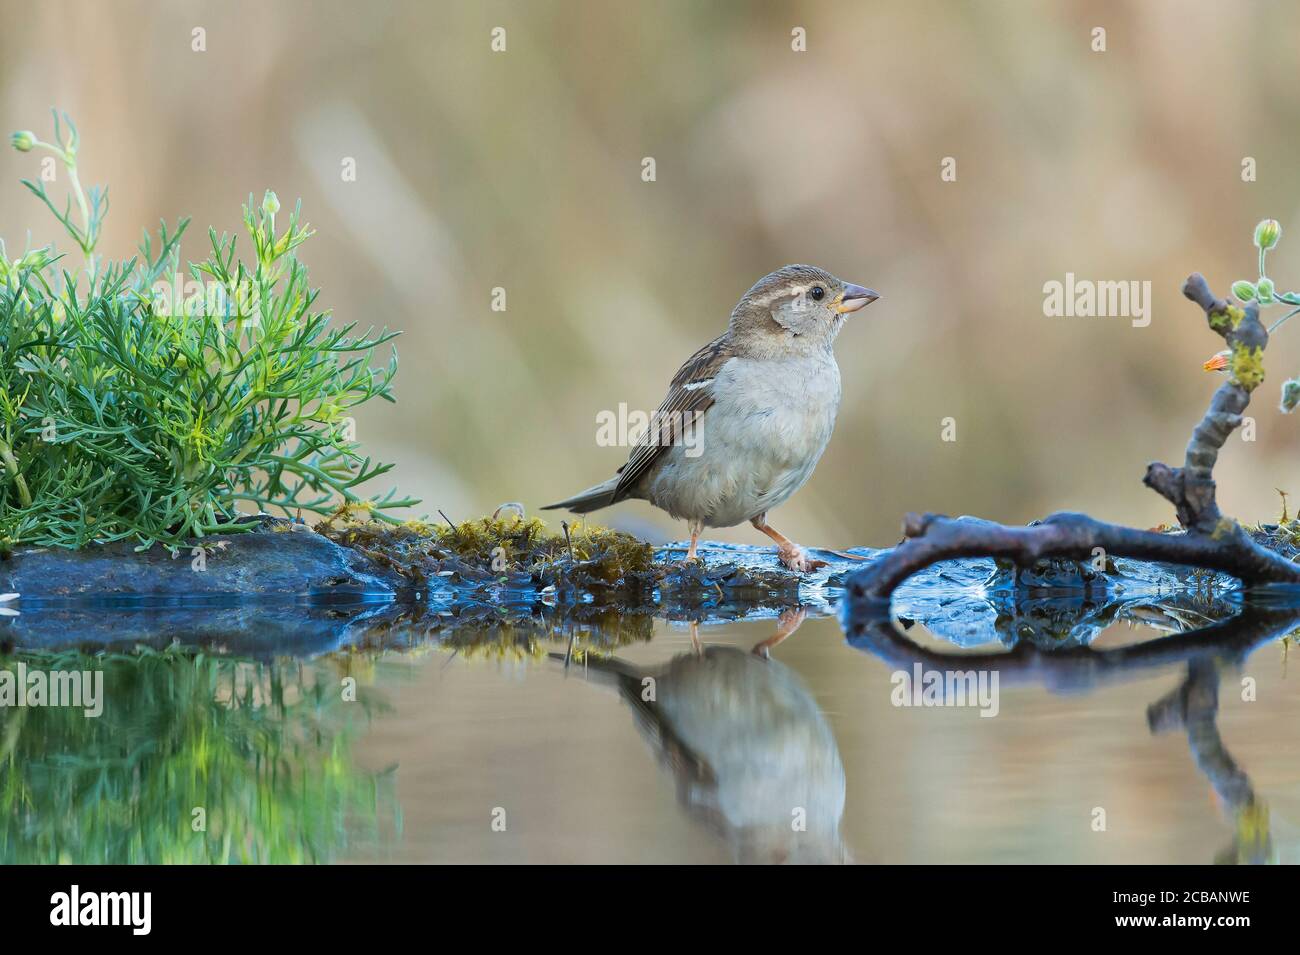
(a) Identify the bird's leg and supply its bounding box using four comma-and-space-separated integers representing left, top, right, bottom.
684, 520, 703, 563
752, 606, 807, 658
689, 619, 703, 655
750, 514, 827, 573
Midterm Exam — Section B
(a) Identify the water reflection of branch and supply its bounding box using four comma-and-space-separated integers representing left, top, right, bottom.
1148, 660, 1272, 865
846, 602, 1295, 863
846, 602, 1291, 693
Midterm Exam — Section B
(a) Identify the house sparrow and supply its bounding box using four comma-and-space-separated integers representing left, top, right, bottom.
552, 620, 849, 864
543, 265, 878, 572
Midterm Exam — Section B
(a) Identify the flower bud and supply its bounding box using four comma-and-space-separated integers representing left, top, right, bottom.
9, 131, 35, 152
1255, 218, 1282, 251
1281, 378, 1300, 414
1231, 280, 1257, 302
261, 190, 280, 218
1203, 350, 1230, 373
1257, 277, 1276, 303
14, 249, 50, 271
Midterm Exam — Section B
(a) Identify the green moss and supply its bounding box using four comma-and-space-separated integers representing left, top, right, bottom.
1229, 343, 1265, 391
318, 510, 817, 621
1211, 516, 1238, 541
441, 515, 652, 577
316, 507, 653, 587
433, 609, 655, 661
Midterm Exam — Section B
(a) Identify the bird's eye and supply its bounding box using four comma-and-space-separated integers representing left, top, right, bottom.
810, 286, 825, 301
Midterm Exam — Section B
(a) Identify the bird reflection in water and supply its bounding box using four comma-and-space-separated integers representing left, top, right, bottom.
556, 608, 850, 864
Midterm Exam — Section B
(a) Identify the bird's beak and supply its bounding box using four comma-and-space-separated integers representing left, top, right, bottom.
836, 284, 880, 313
1203, 352, 1230, 373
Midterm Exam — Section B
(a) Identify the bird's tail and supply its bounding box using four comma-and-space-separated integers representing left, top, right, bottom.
545, 651, 640, 690
540, 476, 621, 514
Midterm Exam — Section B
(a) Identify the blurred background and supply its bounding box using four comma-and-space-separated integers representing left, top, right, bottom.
5, 0, 1300, 548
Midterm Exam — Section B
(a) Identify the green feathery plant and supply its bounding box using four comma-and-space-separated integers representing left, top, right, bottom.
1, 112, 416, 549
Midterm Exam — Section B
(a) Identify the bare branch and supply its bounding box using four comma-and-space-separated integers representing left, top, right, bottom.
848, 275, 1300, 608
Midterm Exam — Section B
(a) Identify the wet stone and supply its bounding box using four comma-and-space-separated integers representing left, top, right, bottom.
0, 517, 1256, 654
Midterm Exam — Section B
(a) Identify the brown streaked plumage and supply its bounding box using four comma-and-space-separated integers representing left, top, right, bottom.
613, 334, 730, 501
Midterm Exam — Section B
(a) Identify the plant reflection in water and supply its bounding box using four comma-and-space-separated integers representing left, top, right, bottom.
0, 645, 395, 863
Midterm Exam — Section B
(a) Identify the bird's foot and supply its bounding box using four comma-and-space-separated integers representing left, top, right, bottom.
778, 606, 809, 630
776, 543, 827, 573
753, 607, 808, 658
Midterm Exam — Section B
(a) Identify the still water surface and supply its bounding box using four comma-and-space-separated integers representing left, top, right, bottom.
339, 613, 1299, 864
3, 607, 1296, 864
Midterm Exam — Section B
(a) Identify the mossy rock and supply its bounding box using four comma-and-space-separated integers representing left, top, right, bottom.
315, 509, 656, 591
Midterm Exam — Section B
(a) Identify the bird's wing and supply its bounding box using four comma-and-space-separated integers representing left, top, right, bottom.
613, 333, 732, 499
